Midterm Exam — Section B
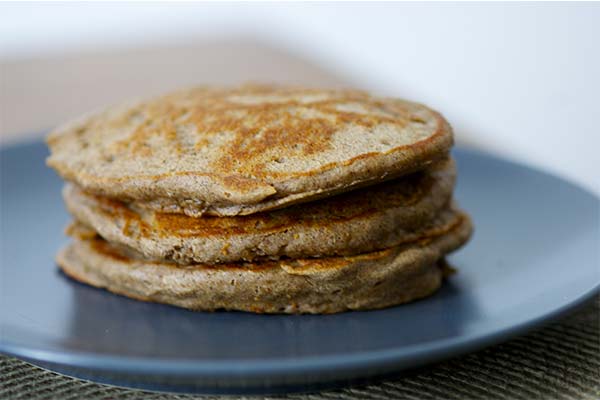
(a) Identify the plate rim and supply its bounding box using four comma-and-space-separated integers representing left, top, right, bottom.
1, 283, 598, 378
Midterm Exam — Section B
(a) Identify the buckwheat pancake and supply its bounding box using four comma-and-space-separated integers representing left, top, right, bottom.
63, 159, 456, 264
57, 212, 472, 314
47, 84, 453, 217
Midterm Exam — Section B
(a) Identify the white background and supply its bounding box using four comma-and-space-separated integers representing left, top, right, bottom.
1, 2, 598, 194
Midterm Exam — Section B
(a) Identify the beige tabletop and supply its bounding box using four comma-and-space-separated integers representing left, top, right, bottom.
0, 39, 350, 144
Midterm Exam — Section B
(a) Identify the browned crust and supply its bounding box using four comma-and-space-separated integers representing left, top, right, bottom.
46, 84, 453, 216
56, 213, 472, 314
63, 159, 458, 264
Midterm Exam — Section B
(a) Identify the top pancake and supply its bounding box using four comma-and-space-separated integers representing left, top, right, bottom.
46, 84, 453, 216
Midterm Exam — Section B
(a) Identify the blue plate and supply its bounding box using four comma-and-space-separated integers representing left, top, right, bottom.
1, 141, 598, 394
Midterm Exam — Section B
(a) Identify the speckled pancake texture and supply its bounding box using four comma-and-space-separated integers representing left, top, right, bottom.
57, 213, 472, 314
48, 84, 471, 314
63, 159, 456, 264
47, 84, 453, 216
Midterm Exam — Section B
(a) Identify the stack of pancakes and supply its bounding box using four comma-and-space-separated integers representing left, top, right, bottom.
47, 85, 472, 314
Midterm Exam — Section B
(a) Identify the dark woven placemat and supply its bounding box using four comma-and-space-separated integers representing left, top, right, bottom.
2, 296, 599, 400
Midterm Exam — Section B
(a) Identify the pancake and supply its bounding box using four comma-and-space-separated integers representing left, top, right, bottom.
63, 159, 456, 264
57, 212, 472, 314
47, 84, 453, 217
